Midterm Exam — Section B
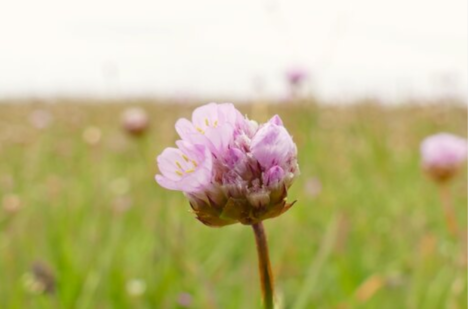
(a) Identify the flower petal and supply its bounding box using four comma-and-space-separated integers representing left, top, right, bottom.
251, 123, 297, 169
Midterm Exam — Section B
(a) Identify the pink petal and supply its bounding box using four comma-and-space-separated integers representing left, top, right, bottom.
157, 147, 184, 181
268, 115, 283, 126
155, 175, 180, 191
175, 118, 197, 141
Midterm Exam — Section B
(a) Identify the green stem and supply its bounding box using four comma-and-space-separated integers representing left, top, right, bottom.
252, 222, 275, 309
439, 184, 458, 237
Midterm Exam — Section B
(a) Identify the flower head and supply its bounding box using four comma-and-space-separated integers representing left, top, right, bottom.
155, 103, 299, 227
29, 109, 53, 129
122, 107, 149, 136
285, 67, 308, 86
421, 133, 467, 182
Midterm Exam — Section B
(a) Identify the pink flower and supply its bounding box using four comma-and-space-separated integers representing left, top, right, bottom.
421, 133, 467, 182
155, 103, 299, 227
155, 141, 213, 193
285, 67, 308, 86
304, 177, 322, 198
29, 109, 52, 129
122, 107, 149, 136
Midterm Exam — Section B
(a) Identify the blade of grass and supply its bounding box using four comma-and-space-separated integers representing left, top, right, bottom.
292, 213, 340, 309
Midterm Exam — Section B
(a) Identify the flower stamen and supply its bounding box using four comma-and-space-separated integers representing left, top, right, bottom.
174, 156, 199, 177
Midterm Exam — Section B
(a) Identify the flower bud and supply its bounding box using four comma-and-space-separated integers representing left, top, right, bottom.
263, 165, 285, 188
122, 107, 149, 136
29, 109, 53, 129
421, 133, 467, 183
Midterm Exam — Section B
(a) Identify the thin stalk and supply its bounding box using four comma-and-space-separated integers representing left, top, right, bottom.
252, 222, 275, 309
438, 184, 458, 237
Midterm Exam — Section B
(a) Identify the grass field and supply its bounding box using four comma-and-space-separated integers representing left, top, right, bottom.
0, 100, 466, 309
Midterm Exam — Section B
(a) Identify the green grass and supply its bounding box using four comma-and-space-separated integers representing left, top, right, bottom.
0, 100, 466, 308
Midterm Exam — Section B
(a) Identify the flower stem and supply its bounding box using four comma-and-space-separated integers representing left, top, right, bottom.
438, 184, 459, 237
252, 222, 275, 309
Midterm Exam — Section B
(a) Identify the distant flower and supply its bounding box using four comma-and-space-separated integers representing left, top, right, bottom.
82, 126, 102, 146
2, 194, 22, 213
126, 279, 146, 297
285, 67, 308, 86
304, 177, 322, 198
421, 133, 467, 182
155, 103, 299, 227
177, 292, 193, 307
122, 107, 149, 136
29, 109, 53, 129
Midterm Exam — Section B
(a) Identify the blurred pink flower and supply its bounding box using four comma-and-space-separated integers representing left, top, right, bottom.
421, 133, 467, 182
82, 126, 102, 146
2, 194, 22, 213
285, 67, 308, 86
29, 109, 52, 129
177, 292, 193, 307
155, 102, 299, 226
304, 177, 322, 198
121, 107, 149, 136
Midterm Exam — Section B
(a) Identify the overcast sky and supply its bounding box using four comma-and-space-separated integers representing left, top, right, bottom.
0, 0, 466, 101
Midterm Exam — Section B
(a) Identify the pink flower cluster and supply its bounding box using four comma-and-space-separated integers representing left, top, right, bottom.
156, 103, 299, 226
421, 133, 467, 182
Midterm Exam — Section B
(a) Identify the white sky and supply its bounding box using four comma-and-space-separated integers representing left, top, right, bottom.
0, 0, 466, 101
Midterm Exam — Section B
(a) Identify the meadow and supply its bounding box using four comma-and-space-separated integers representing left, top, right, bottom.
0, 100, 466, 308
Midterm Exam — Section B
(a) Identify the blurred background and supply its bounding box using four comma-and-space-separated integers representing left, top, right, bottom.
0, 0, 467, 102
0, 1, 467, 309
